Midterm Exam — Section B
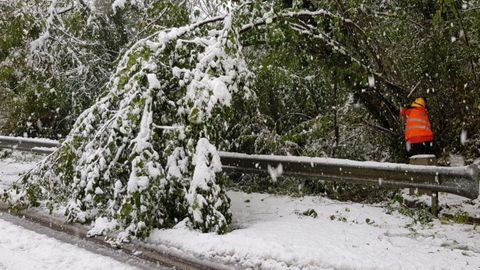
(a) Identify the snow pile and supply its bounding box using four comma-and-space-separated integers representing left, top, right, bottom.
87, 217, 119, 237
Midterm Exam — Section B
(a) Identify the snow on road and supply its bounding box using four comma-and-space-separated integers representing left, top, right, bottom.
0, 151, 139, 270
0, 218, 138, 270
1, 150, 480, 270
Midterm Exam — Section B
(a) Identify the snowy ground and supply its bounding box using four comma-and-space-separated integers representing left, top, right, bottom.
0, 150, 39, 191
0, 217, 138, 270
149, 192, 480, 269
0, 151, 141, 270
1, 150, 480, 270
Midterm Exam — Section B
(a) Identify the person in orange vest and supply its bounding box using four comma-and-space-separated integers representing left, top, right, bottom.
400, 97, 434, 157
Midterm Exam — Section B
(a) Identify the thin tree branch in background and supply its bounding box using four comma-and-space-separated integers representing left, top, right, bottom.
56, 4, 75, 15
452, 4, 478, 83
407, 80, 422, 98
287, 22, 408, 94
374, 11, 426, 30
240, 9, 362, 34
362, 120, 396, 136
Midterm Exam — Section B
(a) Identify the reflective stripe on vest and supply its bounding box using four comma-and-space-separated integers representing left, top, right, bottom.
406, 117, 430, 125
405, 125, 431, 132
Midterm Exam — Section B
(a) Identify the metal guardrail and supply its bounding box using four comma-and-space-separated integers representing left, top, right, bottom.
219, 151, 479, 199
0, 135, 60, 154
0, 136, 478, 199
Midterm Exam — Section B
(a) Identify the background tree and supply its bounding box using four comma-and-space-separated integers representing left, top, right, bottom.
236, 0, 480, 163
0, 0, 188, 138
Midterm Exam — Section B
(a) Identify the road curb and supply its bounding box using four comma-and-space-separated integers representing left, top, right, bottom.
0, 202, 231, 270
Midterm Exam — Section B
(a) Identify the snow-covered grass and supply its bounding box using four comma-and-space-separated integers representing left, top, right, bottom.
1, 150, 480, 269
402, 191, 480, 220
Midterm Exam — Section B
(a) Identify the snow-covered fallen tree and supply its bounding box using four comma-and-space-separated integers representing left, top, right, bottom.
3, 0, 369, 240
4, 2, 254, 240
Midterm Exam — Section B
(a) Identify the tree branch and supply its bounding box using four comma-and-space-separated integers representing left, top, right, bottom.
287, 22, 408, 94
240, 9, 362, 34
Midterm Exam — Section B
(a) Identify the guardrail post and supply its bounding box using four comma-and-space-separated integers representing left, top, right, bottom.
409, 155, 439, 215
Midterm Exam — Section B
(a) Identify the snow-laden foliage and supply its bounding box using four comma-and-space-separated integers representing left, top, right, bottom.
187, 138, 230, 233
0, 0, 188, 137
5, 3, 252, 239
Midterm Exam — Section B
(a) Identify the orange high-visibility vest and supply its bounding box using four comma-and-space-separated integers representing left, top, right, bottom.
400, 107, 434, 144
